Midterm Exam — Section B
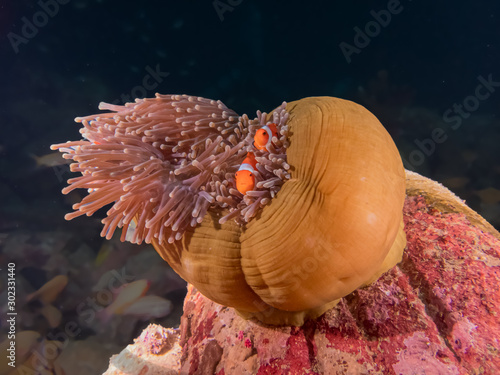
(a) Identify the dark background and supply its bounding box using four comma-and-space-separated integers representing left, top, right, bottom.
1, 0, 499, 373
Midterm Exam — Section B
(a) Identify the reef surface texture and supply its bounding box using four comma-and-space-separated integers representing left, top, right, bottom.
103, 171, 500, 375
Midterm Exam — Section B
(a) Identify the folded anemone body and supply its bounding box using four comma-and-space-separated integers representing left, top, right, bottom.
53, 96, 406, 326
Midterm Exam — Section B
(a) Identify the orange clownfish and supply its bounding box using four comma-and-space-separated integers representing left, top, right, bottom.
253, 123, 278, 152
235, 152, 257, 195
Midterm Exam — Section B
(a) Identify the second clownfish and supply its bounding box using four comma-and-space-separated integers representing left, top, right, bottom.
253, 123, 278, 152
235, 152, 257, 195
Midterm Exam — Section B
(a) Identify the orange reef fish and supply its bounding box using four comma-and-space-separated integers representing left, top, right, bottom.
98, 279, 150, 322
30, 151, 71, 168
26, 275, 68, 304
253, 122, 278, 151
235, 152, 257, 195
121, 295, 173, 320
26, 275, 68, 329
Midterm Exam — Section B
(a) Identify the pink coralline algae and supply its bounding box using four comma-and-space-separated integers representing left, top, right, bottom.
237, 331, 244, 341
400, 196, 500, 372
244, 338, 252, 349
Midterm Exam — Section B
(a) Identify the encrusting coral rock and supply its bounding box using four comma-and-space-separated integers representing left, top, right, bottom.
102, 171, 500, 375
103, 324, 181, 375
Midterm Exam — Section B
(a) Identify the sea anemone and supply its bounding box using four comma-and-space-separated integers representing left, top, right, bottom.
53, 95, 406, 326
51, 94, 290, 244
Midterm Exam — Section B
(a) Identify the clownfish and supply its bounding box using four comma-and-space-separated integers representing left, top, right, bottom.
235, 152, 257, 195
253, 123, 278, 152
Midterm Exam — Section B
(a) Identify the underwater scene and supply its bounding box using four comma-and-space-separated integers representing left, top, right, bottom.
1, 1, 499, 374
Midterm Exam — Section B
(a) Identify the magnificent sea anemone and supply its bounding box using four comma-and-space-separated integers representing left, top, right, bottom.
52, 95, 406, 326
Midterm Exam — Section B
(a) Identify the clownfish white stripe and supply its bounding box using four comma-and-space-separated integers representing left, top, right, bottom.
262, 125, 273, 139
238, 164, 256, 173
